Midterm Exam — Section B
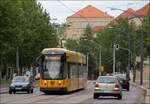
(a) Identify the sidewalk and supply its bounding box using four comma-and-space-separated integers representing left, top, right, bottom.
0, 80, 40, 94
131, 80, 150, 104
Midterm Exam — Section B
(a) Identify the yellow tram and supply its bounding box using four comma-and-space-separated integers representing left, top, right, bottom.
39, 48, 87, 93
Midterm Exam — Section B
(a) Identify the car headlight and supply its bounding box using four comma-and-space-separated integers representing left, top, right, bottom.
10, 84, 14, 87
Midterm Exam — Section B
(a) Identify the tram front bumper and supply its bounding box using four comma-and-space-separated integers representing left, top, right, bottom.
40, 87, 67, 92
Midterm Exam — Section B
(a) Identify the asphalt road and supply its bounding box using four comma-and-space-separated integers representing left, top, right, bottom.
0, 81, 142, 104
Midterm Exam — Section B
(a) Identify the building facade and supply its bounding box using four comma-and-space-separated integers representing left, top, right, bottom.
129, 3, 150, 26
66, 5, 114, 40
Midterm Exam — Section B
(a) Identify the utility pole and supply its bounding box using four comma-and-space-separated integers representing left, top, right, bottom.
109, 7, 144, 85
16, 46, 19, 75
99, 48, 101, 76
127, 33, 131, 80
133, 33, 136, 82
87, 52, 89, 79
140, 23, 144, 85
113, 43, 116, 75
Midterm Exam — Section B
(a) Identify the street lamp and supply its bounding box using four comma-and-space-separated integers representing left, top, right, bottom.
84, 39, 102, 76
108, 26, 132, 80
109, 7, 144, 85
119, 47, 133, 80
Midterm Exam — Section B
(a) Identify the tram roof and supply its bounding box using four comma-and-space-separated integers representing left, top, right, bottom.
42, 48, 86, 64
42, 48, 85, 56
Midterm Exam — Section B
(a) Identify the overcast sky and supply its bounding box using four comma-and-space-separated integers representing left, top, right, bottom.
37, 0, 149, 24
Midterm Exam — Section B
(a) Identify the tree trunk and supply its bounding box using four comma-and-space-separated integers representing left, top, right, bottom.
6, 66, 8, 80
0, 56, 2, 80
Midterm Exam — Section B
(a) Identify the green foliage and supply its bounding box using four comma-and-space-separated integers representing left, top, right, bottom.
65, 25, 98, 79
96, 17, 137, 73
0, 79, 11, 84
65, 12, 150, 76
64, 39, 79, 51
143, 8, 150, 57
0, 0, 58, 75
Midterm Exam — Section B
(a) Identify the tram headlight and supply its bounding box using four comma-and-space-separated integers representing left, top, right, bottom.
44, 80, 47, 86
58, 81, 61, 85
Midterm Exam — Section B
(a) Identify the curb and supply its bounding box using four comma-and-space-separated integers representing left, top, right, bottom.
131, 82, 150, 104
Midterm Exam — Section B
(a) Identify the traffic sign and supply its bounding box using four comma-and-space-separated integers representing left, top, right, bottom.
118, 61, 121, 66
101, 66, 104, 72
126, 66, 129, 70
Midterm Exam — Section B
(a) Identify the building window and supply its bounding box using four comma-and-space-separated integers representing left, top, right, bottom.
81, 22, 88, 28
73, 22, 80, 28
73, 30, 77, 36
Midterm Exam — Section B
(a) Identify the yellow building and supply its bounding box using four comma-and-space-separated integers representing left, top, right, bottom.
66, 5, 114, 40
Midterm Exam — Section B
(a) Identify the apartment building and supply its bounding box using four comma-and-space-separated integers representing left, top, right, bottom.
66, 5, 114, 40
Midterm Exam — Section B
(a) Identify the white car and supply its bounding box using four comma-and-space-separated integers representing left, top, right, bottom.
93, 76, 122, 99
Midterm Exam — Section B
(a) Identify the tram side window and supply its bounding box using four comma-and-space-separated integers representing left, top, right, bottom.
81, 64, 84, 77
79, 64, 83, 78
69, 63, 78, 78
70, 63, 74, 78
84, 65, 87, 73
70, 63, 73, 78
73, 63, 78, 78
68, 63, 70, 78
79, 64, 81, 78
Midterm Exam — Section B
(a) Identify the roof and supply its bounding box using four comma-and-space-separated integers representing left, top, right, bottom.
68, 5, 113, 18
92, 26, 105, 32
134, 3, 150, 17
117, 8, 135, 18
110, 8, 135, 25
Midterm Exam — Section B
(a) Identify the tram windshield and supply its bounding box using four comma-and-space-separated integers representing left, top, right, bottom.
41, 55, 65, 80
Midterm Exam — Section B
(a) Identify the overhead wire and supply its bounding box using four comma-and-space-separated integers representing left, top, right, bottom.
57, 0, 90, 22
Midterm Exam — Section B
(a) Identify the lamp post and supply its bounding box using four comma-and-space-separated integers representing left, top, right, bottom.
84, 39, 102, 76
108, 26, 131, 79
109, 7, 143, 85
112, 43, 116, 75
120, 47, 133, 80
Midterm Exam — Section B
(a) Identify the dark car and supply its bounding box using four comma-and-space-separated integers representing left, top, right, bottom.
114, 74, 130, 91
9, 76, 34, 94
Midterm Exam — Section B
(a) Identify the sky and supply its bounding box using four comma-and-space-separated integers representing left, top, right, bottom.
37, 0, 150, 24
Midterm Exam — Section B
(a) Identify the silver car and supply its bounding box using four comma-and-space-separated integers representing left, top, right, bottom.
93, 76, 122, 99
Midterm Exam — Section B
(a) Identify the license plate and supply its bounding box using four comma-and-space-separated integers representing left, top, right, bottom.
15, 87, 22, 90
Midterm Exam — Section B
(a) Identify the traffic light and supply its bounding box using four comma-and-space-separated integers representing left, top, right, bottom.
111, 43, 115, 48
116, 44, 119, 50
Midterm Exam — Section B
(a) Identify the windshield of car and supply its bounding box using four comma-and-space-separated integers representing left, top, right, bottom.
12, 76, 29, 82
97, 77, 118, 83
115, 74, 126, 80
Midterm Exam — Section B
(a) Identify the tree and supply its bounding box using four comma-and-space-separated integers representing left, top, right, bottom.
0, 0, 58, 79
96, 17, 136, 74
64, 39, 79, 51
142, 8, 150, 57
